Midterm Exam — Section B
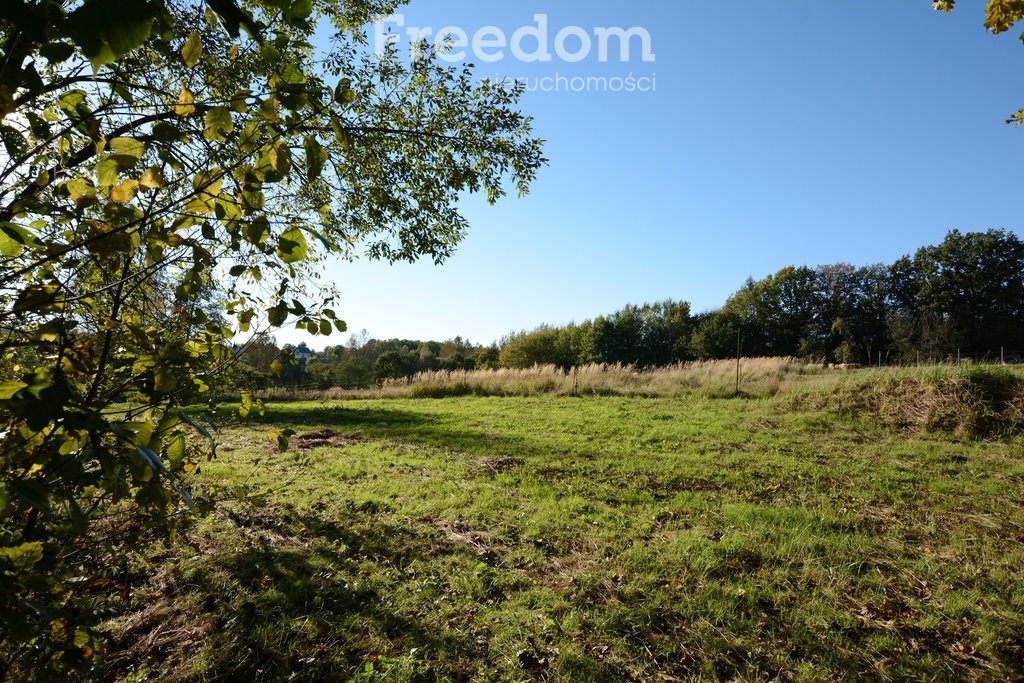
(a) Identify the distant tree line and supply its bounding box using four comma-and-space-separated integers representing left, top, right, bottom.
228, 333, 500, 390
228, 229, 1024, 389
500, 229, 1024, 368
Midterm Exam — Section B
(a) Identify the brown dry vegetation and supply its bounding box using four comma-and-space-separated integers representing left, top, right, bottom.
260, 357, 816, 401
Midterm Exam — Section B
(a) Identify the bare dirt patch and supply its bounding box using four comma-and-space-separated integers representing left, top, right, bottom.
292, 429, 363, 450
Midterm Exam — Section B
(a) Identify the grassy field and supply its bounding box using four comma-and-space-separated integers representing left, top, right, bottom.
103, 375, 1024, 681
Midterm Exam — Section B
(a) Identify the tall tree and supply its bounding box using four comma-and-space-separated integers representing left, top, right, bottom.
912, 229, 1024, 354
0, 0, 543, 670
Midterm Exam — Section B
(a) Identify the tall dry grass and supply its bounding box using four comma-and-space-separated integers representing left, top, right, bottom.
257, 357, 817, 401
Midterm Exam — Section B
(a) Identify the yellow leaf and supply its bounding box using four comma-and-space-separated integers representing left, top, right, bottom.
176, 87, 196, 116
185, 169, 222, 213
139, 166, 163, 189
110, 179, 140, 204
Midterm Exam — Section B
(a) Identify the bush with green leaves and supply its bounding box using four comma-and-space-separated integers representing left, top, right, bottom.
0, 0, 542, 673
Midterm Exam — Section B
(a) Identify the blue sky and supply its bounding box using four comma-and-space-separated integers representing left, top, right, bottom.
287, 1, 1024, 349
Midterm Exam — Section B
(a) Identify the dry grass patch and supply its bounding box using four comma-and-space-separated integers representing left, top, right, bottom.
804, 366, 1024, 438
259, 357, 817, 401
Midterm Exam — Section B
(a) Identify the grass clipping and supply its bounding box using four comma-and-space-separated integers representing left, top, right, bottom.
812, 366, 1024, 438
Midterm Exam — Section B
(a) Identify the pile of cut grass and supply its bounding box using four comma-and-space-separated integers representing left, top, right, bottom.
804, 365, 1024, 438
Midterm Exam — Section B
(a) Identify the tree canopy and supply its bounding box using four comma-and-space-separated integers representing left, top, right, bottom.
499, 231, 1024, 370
0, 0, 542, 672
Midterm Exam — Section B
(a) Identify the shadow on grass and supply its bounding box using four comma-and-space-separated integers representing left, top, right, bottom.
104, 509, 485, 682
252, 403, 530, 456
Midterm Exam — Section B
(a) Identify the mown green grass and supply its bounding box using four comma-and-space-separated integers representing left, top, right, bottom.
105, 395, 1024, 682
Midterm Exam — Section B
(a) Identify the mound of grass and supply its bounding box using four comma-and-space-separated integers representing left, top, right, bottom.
809, 366, 1024, 438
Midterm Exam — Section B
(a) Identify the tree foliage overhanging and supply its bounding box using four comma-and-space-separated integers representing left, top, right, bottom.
0, 0, 543, 671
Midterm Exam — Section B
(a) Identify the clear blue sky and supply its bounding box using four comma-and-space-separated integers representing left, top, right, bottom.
285, 1, 1024, 349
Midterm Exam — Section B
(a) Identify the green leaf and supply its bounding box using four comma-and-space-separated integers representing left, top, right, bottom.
244, 217, 271, 245
68, 499, 88, 533
154, 366, 176, 392
139, 166, 164, 189
166, 435, 187, 469
58, 89, 86, 112
66, 0, 157, 70
0, 542, 45, 572
266, 140, 291, 175
110, 179, 140, 204
267, 428, 295, 452
185, 170, 223, 213
229, 89, 252, 113
259, 42, 281, 66
25, 112, 51, 140
0, 223, 43, 257
15, 283, 61, 313
38, 42, 76, 64
303, 135, 328, 181
136, 445, 172, 478
109, 136, 145, 160
278, 62, 307, 86
276, 227, 307, 263
181, 31, 203, 67
334, 78, 357, 107
285, 0, 313, 21
95, 156, 122, 187
65, 177, 96, 204
0, 380, 28, 399
239, 391, 253, 418
204, 106, 234, 141
96, 140, 144, 187
268, 301, 289, 327
239, 120, 262, 153
152, 121, 186, 142
0, 125, 28, 159
178, 410, 218, 457
10, 480, 49, 513
205, 0, 263, 41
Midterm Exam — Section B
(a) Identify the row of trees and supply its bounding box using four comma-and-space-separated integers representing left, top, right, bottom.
498, 229, 1024, 368
498, 300, 693, 369
231, 333, 499, 389
229, 227, 1024, 389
